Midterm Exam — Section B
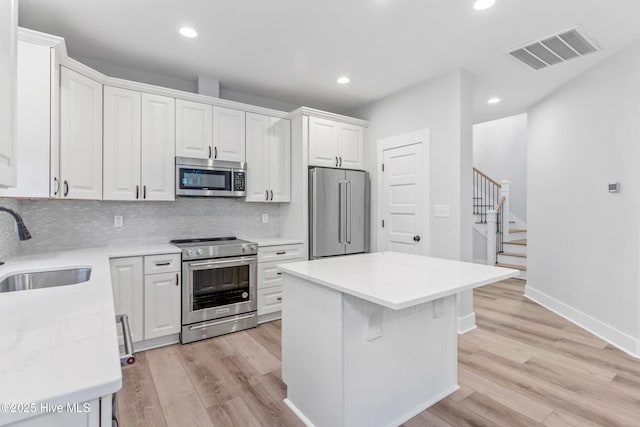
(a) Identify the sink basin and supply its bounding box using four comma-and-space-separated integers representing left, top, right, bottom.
0, 268, 92, 293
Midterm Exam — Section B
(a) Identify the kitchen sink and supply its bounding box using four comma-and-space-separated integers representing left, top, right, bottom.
0, 268, 92, 293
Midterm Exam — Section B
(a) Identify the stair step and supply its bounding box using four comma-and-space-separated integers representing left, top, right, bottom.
506, 239, 527, 245
496, 262, 527, 271
474, 220, 516, 224
500, 252, 526, 258
510, 229, 527, 233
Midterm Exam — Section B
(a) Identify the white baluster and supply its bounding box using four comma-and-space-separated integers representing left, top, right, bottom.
487, 210, 497, 265
500, 180, 511, 243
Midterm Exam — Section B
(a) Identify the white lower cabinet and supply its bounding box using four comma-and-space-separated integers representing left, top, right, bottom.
109, 253, 181, 349
144, 272, 181, 340
257, 243, 303, 322
110, 257, 144, 344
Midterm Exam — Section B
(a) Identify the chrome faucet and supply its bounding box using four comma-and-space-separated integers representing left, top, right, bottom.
0, 207, 31, 265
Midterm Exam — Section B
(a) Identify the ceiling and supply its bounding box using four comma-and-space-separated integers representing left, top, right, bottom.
18, 0, 640, 123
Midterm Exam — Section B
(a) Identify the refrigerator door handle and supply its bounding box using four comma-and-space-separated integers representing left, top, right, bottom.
346, 180, 353, 244
338, 181, 343, 244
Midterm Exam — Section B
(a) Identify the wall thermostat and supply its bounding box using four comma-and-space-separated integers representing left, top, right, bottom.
608, 183, 621, 193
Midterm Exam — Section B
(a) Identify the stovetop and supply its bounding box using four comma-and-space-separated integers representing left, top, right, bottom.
170, 236, 258, 260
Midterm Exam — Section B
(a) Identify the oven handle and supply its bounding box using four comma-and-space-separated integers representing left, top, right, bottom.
186, 256, 257, 269
189, 312, 257, 331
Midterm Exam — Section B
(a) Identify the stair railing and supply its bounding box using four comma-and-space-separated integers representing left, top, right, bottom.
473, 168, 501, 224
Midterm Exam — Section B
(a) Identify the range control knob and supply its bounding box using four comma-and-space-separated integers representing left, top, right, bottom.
196, 248, 204, 256
186, 249, 195, 257
241, 244, 249, 252
250, 244, 258, 251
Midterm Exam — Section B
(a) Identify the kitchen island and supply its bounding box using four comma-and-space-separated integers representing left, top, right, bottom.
279, 252, 518, 427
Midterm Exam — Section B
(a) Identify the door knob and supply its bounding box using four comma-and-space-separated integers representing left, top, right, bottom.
413, 235, 421, 242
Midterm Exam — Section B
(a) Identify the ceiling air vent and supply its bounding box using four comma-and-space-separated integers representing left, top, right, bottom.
508, 27, 600, 71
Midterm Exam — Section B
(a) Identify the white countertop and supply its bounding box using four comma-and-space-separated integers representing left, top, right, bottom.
278, 252, 519, 310
241, 237, 304, 247
0, 244, 180, 425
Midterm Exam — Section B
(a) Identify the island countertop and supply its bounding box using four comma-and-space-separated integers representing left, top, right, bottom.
278, 251, 519, 310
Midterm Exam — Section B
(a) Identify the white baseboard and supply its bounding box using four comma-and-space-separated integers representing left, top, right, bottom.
457, 312, 477, 334
284, 398, 316, 427
525, 286, 640, 359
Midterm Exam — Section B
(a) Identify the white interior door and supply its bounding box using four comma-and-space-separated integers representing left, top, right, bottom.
380, 142, 424, 254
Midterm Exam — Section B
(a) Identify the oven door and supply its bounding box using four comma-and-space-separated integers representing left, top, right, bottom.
182, 256, 257, 325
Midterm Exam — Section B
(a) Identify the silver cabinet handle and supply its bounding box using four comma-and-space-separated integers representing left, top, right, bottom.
155, 262, 171, 266
266, 190, 269, 201
276, 272, 283, 275
214, 146, 218, 159
339, 157, 343, 167
277, 297, 282, 301
116, 314, 135, 366
270, 190, 273, 201
53, 177, 59, 195
136, 185, 139, 199
276, 251, 286, 255
176, 272, 179, 286
143, 185, 147, 199
335, 156, 339, 167
208, 146, 212, 159
63, 180, 69, 197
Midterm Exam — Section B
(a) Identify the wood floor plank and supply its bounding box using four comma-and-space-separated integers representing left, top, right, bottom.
145, 346, 214, 427
225, 330, 281, 375
118, 280, 640, 427
116, 352, 168, 427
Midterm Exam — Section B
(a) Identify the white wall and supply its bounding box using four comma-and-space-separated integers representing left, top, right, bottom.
349, 69, 475, 331
473, 113, 527, 221
527, 39, 640, 356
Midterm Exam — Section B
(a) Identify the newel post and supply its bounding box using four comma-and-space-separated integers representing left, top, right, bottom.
487, 210, 497, 265
500, 180, 511, 243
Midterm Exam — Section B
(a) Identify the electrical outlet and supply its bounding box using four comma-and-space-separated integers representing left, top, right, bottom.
261, 213, 269, 224
114, 215, 124, 228
434, 205, 450, 218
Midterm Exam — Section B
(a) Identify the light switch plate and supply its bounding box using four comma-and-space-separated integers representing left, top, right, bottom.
434, 205, 450, 218
261, 213, 269, 224
114, 215, 124, 228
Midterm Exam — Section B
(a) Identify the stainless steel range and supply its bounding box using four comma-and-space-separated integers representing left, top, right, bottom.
170, 237, 259, 344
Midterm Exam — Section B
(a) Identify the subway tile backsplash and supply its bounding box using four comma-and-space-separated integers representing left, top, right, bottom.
6, 198, 281, 255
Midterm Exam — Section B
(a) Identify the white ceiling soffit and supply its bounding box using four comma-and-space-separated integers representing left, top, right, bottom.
508, 26, 600, 71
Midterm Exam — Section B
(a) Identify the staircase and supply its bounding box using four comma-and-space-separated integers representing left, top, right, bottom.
473, 168, 527, 280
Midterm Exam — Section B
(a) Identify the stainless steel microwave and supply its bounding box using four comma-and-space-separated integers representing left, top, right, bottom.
175, 157, 247, 197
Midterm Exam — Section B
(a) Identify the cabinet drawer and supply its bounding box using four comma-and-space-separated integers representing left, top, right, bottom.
258, 261, 284, 290
258, 286, 283, 315
144, 253, 181, 274
258, 244, 303, 263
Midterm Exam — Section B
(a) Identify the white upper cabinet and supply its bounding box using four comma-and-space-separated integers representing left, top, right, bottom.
103, 86, 141, 200
308, 116, 339, 168
245, 112, 270, 201
213, 106, 245, 162
176, 99, 212, 159
308, 116, 365, 170
0, 0, 18, 187
60, 66, 103, 200
338, 123, 364, 170
245, 112, 290, 202
269, 116, 291, 202
0, 39, 51, 198
104, 89, 175, 201
141, 93, 175, 201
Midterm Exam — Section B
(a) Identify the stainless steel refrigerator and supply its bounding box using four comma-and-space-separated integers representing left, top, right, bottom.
309, 167, 369, 259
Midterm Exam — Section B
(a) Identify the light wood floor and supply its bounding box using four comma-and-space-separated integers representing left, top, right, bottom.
117, 279, 640, 427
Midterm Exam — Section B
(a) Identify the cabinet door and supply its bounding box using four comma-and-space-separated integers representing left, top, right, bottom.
0, 40, 51, 198
308, 116, 339, 168
245, 112, 270, 202
103, 86, 141, 201
0, 0, 17, 187
60, 66, 103, 200
144, 272, 181, 340
269, 117, 291, 202
257, 286, 283, 316
176, 99, 212, 159
339, 123, 365, 170
213, 106, 245, 162
110, 257, 144, 344
141, 93, 175, 201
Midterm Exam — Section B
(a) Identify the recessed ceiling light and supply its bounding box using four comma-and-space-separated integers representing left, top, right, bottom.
179, 27, 198, 38
488, 97, 501, 104
473, 0, 495, 10
337, 76, 350, 84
